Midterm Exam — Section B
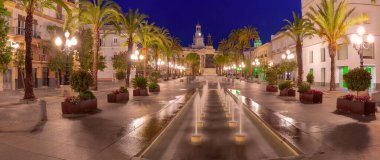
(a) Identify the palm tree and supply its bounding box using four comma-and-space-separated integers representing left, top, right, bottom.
186, 52, 200, 79
78, 0, 121, 90
282, 12, 314, 86
16, 0, 70, 99
165, 37, 182, 79
120, 9, 147, 87
151, 27, 170, 71
306, 0, 367, 91
134, 22, 160, 78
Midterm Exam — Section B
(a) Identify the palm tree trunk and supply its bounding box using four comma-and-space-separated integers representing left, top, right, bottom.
142, 48, 147, 78
329, 44, 337, 91
92, 27, 100, 91
166, 56, 169, 80
23, 4, 36, 100
126, 36, 133, 87
296, 40, 303, 86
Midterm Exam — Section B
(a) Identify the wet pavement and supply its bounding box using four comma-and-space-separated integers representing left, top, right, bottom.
0, 78, 200, 160
228, 79, 380, 160
141, 79, 295, 160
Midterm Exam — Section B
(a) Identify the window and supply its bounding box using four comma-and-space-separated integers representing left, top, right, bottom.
363, 43, 375, 59
309, 51, 313, 63
338, 44, 348, 60
320, 48, 326, 62
113, 37, 118, 44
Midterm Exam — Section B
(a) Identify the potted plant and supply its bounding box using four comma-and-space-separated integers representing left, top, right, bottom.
148, 82, 160, 92
306, 72, 314, 84
132, 76, 148, 96
336, 68, 376, 115
115, 71, 126, 82
279, 80, 295, 96
107, 86, 129, 103
298, 82, 323, 104
265, 68, 278, 92
61, 70, 98, 115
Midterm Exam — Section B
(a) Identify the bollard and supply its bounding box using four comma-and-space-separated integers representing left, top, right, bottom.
39, 99, 47, 121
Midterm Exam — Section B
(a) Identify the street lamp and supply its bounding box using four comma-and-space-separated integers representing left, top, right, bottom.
282, 50, 295, 60
55, 30, 77, 85
350, 26, 375, 68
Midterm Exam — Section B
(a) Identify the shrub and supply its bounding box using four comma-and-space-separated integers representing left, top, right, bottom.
149, 71, 161, 83
279, 80, 293, 91
119, 86, 128, 93
148, 82, 159, 89
305, 89, 323, 95
132, 76, 148, 89
69, 70, 93, 93
115, 71, 126, 81
307, 72, 314, 84
343, 68, 371, 96
64, 96, 80, 104
342, 94, 355, 101
355, 96, 371, 102
112, 90, 120, 95
298, 82, 311, 93
265, 68, 278, 85
79, 90, 96, 100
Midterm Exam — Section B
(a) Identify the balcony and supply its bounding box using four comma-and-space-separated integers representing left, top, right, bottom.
9, 27, 42, 39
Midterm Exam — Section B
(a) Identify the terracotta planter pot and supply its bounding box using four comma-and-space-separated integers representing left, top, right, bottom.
365, 101, 376, 115
107, 92, 129, 103
266, 85, 278, 92
336, 98, 353, 113
149, 86, 160, 92
61, 99, 98, 114
280, 88, 295, 97
300, 93, 323, 104
133, 88, 148, 96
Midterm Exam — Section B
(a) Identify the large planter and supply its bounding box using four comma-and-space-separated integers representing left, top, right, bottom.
266, 85, 278, 92
61, 99, 98, 114
300, 93, 323, 104
280, 88, 296, 97
133, 88, 148, 96
107, 92, 129, 103
149, 86, 160, 92
337, 98, 376, 115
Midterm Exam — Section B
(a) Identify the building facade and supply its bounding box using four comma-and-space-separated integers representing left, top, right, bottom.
301, 0, 380, 90
181, 24, 217, 75
1, 0, 77, 91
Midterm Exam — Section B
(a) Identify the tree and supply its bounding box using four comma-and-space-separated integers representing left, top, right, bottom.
134, 21, 160, 78
120, 9, 147, 87
0, 4, 12, 73
306, 0, 367, 91
15, 0, 70, 99
77, 28, 106, 72
282, 12, 314, 86
343, 68, 371, 96
186, 52, 200, 79
112, 53, 127, 71
78, 0, 121, 90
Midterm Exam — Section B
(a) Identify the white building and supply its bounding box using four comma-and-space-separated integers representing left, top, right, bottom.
98, 26, 131, 81
301, 0, 380, 90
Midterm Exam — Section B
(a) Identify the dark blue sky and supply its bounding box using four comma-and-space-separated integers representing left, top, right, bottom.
115, 0, 301, 48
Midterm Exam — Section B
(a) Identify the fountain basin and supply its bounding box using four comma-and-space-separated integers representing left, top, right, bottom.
197, 121, 204, 128
191, 135, 202, 145
234, 134, 247, 145
228, 121, 237, 128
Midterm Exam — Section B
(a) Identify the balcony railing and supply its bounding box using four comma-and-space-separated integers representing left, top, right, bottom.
9, 27, 42, 39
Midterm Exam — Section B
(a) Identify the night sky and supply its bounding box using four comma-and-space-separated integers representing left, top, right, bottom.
115, 0, 301, 48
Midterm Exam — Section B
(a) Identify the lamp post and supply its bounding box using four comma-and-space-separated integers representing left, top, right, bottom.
252, 58, 260, 79
131, 50, 144, 77
350, 26, 375, 68
55, 31, 77, 85
281, 50, 295, 80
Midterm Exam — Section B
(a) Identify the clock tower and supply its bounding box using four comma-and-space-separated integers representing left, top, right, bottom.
191, 23, 205, 49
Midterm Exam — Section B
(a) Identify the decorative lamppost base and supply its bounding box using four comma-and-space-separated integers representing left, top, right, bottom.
234, 134, 247, 145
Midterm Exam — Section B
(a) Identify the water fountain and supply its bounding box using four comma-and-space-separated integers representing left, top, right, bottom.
226, 95, 232, 118
191, 92, 202, 145
228, 95, 237, 128
234, 96, 246, 144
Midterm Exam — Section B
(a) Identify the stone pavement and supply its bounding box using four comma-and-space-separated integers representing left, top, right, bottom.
228, 79, 380, 160
0, 78, 199, 160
